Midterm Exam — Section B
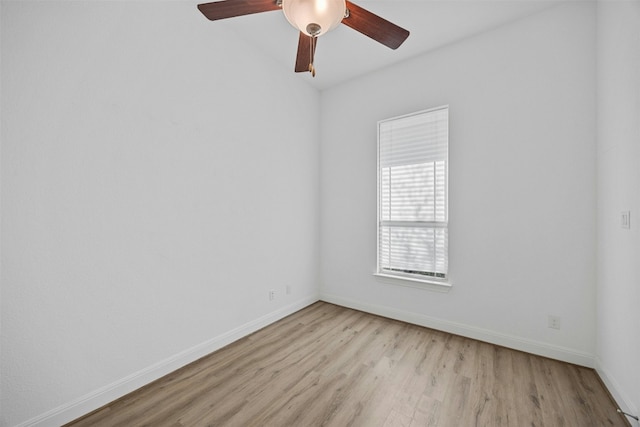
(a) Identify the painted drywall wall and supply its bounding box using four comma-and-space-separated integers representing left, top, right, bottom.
0, 2, 320, 426
320, 2, 597, 365
596, 0, 640, 419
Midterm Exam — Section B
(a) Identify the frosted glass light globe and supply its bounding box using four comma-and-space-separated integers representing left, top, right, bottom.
282, 0, 346, 37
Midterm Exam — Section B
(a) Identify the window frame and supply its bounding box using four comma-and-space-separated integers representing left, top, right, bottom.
375, 106, 452, 290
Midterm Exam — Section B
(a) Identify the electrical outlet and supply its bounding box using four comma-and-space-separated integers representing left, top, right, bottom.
269, 290, 276, 301
621, 211, 631, 229
548, 315, 561, 330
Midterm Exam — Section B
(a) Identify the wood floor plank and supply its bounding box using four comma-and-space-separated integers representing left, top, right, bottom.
65, 302, 629, 427
354, 326, 428, 426
411, 394, 441, 427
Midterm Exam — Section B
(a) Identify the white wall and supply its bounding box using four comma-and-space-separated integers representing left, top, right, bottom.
596, 0, 640, 420
0, 2, 320, 426
320, 2, 597, 366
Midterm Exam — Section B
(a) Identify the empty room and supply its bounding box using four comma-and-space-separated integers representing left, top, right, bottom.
1, 0, 639, 426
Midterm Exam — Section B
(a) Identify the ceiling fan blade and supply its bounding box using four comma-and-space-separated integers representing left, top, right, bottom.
197, 0, 281, 21
295, 32, 317, 73
342, 1, 409, 50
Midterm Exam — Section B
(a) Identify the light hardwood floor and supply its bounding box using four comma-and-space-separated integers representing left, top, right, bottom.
66, 302, 629, 427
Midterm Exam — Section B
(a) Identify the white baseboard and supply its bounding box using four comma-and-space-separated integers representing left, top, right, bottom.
595, 358, 639, 426
320, 292, 595, 368
16, 295, 319, 427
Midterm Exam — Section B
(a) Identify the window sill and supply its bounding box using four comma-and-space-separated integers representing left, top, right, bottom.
374, 273, 452, 293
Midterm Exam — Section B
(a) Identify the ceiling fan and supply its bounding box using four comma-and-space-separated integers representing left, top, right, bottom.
197, 0, 410, 77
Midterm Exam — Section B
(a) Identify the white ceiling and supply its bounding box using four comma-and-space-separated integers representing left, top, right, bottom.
205, 0, 564, 90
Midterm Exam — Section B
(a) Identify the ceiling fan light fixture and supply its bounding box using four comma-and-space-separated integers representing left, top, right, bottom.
197, 0, 410, 77
282, 0, 346, 37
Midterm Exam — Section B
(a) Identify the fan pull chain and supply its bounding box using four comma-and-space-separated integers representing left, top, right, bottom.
309, 35, 316, 77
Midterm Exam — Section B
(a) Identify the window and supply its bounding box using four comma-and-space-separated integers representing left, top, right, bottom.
377, 106, 449, 283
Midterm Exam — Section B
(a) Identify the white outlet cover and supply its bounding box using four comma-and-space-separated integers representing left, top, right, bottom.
621, 211, 631, 229
548, 315, 561, 330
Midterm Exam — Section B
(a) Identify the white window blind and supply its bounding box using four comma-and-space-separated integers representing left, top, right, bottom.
377, 107, 448, 280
